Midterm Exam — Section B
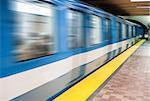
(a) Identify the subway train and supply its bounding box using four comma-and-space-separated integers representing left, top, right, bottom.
0, 0, 144, 100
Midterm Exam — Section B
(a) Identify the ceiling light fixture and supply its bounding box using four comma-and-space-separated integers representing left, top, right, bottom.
131, 0, 150, 2
136, 6, 150, 8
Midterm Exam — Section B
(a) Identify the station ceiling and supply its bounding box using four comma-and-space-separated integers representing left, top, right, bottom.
81, 0, 150, 15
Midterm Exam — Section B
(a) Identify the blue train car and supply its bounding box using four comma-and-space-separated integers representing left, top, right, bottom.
0, 0, 144, 100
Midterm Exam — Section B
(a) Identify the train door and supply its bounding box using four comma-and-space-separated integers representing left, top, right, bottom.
105, 18, 114, 60
67, 9, 85, 81
121, 23, 128, 52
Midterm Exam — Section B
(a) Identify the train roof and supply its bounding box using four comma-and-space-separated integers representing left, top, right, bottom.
43, 0, 141, 27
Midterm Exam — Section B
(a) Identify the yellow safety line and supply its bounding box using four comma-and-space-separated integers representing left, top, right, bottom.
54, 39, 145, 101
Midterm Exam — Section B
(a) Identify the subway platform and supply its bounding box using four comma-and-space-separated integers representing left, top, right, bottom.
90, 40, 150, 101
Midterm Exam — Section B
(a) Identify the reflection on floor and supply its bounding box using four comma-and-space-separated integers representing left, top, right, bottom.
91, 40, 150, 101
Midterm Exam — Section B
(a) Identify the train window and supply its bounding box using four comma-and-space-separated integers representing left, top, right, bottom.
133, 26, 136, 37
68, 10, 84, 49
128, 25, 132, 38
122, 24, 127, 39
13, 1, 57, 61
105, 18, 111, 40
126, 25, 129, 38
90, 15, 102, 45
117, 22, 122, 40
131, 26, 134, 37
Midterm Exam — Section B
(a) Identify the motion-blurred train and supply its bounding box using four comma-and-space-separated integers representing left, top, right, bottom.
0, 0, 144, 100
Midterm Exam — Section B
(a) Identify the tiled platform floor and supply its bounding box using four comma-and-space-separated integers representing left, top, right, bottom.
91, 40, 150, 101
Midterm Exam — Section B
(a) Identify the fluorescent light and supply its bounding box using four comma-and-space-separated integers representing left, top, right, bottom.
136, 6, 150, 8
131, 0, 150, 2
